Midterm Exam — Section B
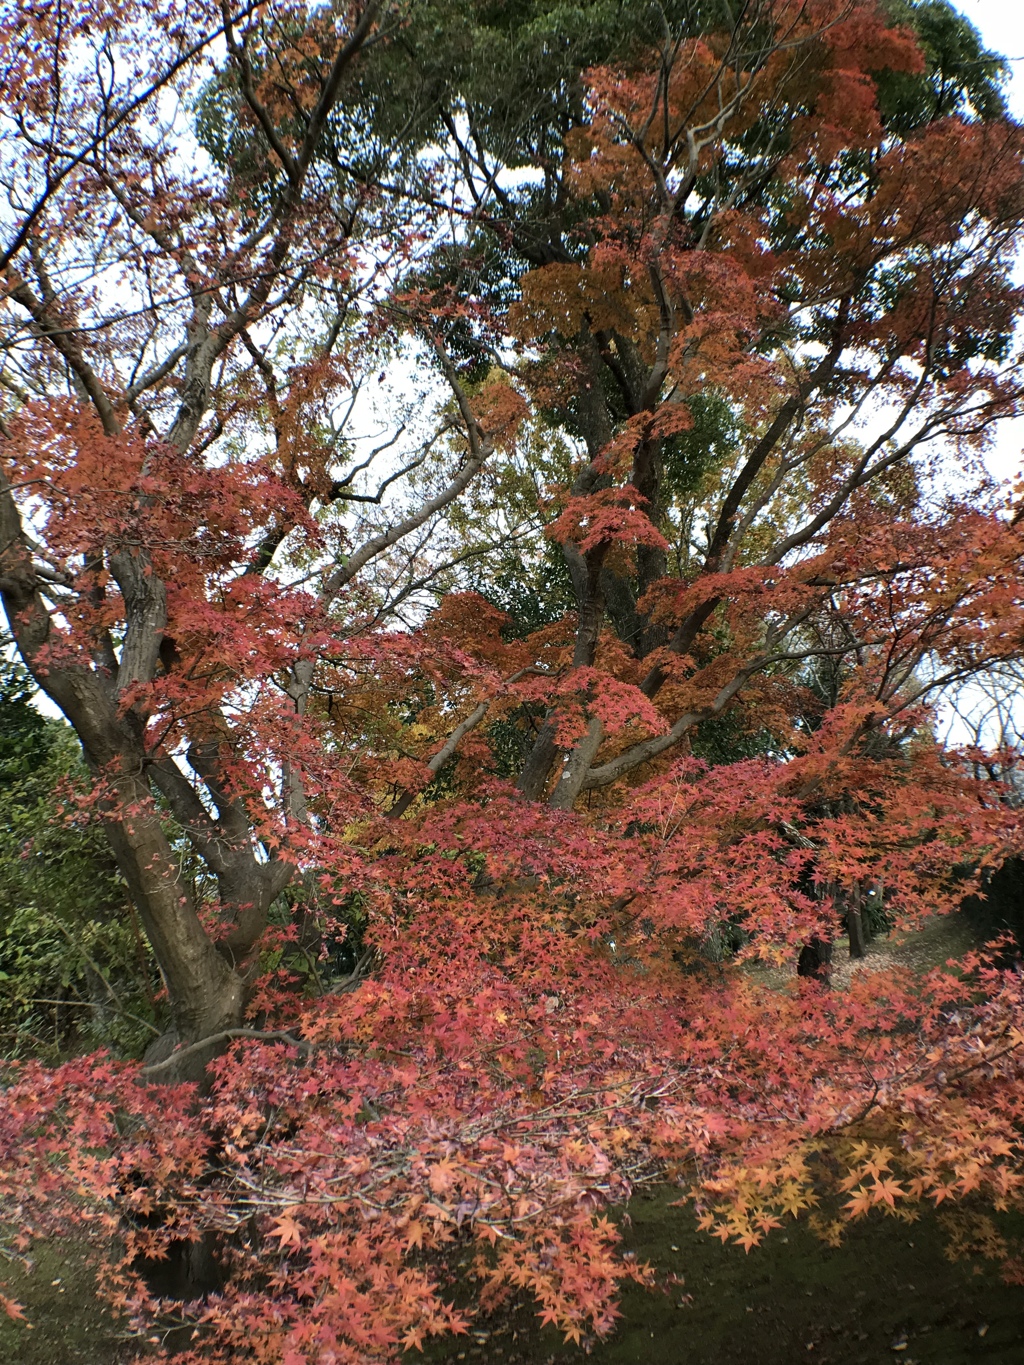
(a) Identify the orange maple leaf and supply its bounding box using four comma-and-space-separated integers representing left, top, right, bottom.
270, 1212, 303, 1250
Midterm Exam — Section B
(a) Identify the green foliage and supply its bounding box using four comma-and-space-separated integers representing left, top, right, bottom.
879, 0, 1008, 131
342, 1, 716, 165
0, 653, 158, 1059
663, 392, 743, 505
860, 882, 895, 939
478, 543, 576, 639
689, 710, 781, 766
469, 545, 577, 778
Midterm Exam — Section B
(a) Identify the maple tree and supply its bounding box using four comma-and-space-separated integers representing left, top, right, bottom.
2, 0, 1024, 1359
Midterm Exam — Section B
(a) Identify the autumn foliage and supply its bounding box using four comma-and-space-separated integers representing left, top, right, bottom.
2, 0, 1024, 1359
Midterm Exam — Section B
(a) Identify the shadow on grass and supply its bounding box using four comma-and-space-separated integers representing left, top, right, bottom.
3, 1190, 1024, 1364
424, 1188, 1024, 1365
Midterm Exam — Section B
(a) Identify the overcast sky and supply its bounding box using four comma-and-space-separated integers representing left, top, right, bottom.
957, 0, 1024, 120
956, 1, 1024, 484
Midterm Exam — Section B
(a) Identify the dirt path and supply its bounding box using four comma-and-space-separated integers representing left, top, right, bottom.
744, 910, 980, 995
831, 912, 979, 987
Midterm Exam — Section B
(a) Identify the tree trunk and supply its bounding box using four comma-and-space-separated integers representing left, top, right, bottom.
847, 882, 867, 959
516, 720, 561, 800
101, 783, 246, 1081
797, 935, 833, 985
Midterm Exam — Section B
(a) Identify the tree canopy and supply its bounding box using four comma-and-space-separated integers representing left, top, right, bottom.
1, 1, 1024, 1357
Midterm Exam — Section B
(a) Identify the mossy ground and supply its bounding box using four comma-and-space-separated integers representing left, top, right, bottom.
0, 1238, 134, 1364
429, 1190, 1024, 1365
7, 1194, 1020, 1365
3, 915, 1022, 1364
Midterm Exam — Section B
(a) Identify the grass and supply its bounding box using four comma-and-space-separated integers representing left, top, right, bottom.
8, 1193, 1020, 1364
0, 1238, 134, 1364
3, 914, 1021, 1364
436, 1189, 1024, 1365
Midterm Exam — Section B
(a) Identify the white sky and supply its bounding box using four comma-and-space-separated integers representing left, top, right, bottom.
957, 0, 1024, 485
917, 3, 1024, 746
957, 0, 1024, 122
